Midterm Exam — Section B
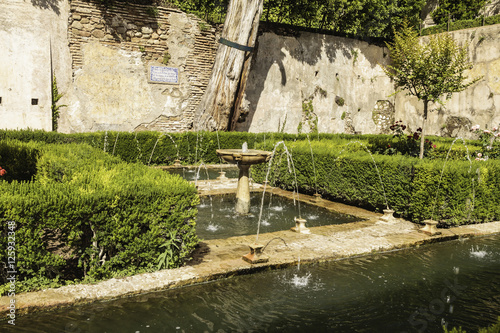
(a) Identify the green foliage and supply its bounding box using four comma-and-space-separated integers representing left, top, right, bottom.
156, 229, 181, 270
0, 140, 199, 293
383, 21, 482, 158
422, 14, 500, 36
336, 97, 345, 107
351, 49, 359, 65
431, 0, 488, 26
384, 21, 481, 104
299, 99, 318, 134
0, 140, 39, 182
162, 52, 171, 65
253, 139, 500, 224
51, 76, 66, 132
380, 120, 435, 158
146, 6, 159, 17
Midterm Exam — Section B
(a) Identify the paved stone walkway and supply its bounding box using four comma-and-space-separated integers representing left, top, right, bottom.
2, 182, 500, 319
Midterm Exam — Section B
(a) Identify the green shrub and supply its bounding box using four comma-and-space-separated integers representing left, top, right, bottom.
422, 14, 500, 36
253, 139, 500, 224
0, 141, 199, 293
0, 140, 39, 182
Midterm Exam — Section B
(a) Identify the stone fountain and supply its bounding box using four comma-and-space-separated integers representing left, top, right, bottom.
216, 143, 272, 215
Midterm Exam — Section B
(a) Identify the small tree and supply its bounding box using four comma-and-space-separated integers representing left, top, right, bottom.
383, 22, 481, 158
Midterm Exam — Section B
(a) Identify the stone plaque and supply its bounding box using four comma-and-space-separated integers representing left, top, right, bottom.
148, 66, 179, 84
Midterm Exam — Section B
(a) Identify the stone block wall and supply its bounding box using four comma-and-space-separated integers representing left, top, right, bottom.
61, 0, 219, 133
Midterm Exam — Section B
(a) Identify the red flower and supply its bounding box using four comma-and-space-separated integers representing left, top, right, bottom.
0, 167, 6, 176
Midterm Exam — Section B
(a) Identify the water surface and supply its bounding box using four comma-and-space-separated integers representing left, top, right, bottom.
196, 193, 360, 240
12, 235, 500, 333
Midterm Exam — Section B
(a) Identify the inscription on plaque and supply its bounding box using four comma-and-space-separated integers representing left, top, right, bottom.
149, 66, 179, 84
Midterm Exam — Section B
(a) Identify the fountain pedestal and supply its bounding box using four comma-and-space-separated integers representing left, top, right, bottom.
216, 148, 272, 215
420, 219, 441, 236
291, 217, 310, 234
378, 209, 395, 223
242, 243, 269, 264
216, 171, 228, 181
235, 164, 251, 214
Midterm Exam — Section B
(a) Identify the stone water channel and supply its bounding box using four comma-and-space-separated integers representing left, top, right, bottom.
1, 166, 500, 330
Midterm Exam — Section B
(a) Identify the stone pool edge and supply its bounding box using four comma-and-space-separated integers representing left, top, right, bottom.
1, 190, 500, 319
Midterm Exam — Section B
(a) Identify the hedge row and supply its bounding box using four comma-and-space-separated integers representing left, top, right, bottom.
0, 140, 199, 293
0, 129, 485, 166
421, 14, 500, 36
252, 140, 500, 225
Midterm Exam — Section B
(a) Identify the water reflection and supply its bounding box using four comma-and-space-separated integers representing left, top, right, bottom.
14, 235, 500, 333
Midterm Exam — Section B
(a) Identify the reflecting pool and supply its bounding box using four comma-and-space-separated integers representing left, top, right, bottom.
196, 193, 360, 240
14, 235, 500, 333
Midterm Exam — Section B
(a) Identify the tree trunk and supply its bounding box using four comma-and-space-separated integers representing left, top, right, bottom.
193, 0, 264, 131
419, 99, 429, 159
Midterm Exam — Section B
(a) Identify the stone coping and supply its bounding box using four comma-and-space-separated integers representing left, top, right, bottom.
2, 187, 500, 319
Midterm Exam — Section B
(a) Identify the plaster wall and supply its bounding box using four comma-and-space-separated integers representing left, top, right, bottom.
238, 25, 500, 138
0, 0, 71, 131
394, 25, 500, 138
235, 32, 395, 135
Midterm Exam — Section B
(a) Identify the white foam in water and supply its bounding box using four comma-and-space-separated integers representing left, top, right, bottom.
307, 214, 319, 220
270, 206, 284, 212
261, 220, 270, 226
470, 246, 489, 259
206, 224, 220, 232
290, 273, 311, 287
198, 203, 210, 208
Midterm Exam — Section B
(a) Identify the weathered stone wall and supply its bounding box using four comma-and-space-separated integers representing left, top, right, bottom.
61, 0, 218, 133
1, 0, 499, 137
235, 31, 395, 134
395, 24, 500, 138
237, 24, 500, 138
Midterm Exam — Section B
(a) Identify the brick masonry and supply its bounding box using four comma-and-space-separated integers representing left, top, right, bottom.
68, 0, 219, 132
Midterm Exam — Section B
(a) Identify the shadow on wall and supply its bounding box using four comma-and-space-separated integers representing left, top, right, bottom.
238, 23, 383, 130
31, 0, 62, 15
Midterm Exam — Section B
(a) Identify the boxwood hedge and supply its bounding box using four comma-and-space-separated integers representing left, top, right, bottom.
0, 140, 199, 293
252, 140, 500, 225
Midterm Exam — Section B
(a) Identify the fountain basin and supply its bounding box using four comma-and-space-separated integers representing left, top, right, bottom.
216, 148, 272, 214
216, 149, 272, 165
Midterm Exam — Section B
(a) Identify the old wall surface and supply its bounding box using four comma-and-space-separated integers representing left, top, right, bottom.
0, 0, 71, 131
238, 25, 500, 138
235, 31, 395, 134
1, 1, 499, 136
61, 0, 218, 133
394, 25, 500, 138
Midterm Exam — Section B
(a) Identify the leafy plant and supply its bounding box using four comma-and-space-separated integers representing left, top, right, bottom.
162, 52, 171, 65
383, 21, 482, 158
470, 124, 500, 160
51, 75, 66, 132
146, 6, 159, 17
431, 0, 488, 25
336, 96, 345, 106
384, 120, 435, 157
156, 230, 180, 270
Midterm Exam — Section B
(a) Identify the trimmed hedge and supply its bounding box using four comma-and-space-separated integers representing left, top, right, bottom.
0, 129, 367, 165
421, 15, 500, 36
0, 141, 199, 293
253, 140, 500, 225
